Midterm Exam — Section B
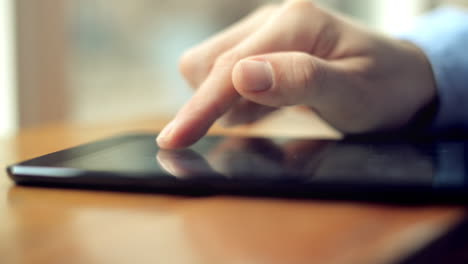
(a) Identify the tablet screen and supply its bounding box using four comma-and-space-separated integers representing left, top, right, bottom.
40, 134, 466, 188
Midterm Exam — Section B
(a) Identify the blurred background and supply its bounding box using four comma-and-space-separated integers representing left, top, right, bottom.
0, 0, 461, 136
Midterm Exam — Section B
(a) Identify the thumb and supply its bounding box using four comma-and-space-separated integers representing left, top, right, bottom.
232, 51, 350, 108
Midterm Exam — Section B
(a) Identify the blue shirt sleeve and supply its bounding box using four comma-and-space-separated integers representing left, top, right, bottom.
399, 7, 468, 133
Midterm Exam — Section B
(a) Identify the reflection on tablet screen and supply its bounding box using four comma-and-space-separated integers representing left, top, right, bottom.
55, 135, 467, 188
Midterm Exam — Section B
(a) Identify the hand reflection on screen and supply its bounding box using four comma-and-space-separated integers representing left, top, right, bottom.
156, 136, 436, 184
156, 137, 330, 179
156, 148, 219, 178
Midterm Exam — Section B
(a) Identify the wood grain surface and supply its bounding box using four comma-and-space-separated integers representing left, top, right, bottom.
0, 110, 465, 264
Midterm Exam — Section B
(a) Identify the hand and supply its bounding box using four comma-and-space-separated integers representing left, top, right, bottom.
157, 0, 436, 149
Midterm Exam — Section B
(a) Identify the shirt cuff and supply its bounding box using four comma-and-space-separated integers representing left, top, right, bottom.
399, 6, 468, 133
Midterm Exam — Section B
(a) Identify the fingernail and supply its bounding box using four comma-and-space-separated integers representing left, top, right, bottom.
240, 59, 273, 92
157, 121, 175, 146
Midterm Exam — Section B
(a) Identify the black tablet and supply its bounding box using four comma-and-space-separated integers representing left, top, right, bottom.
7, 133, 468, 203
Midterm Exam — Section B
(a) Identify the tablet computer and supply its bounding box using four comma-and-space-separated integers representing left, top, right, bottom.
7, 133, 468, 203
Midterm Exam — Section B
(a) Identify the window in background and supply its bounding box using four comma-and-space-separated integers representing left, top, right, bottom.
15, 0, 68, 129
0, 0, 17, 136
325, 0, 434, 33
68, 0, 274, 124
370, 0, 434, 33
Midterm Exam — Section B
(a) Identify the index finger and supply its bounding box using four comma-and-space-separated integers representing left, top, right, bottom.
180, 5, 278, 89
157, 54, 241, 149
157, 1, 321, 149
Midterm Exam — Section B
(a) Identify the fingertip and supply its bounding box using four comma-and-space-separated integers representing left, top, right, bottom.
157, 136, 189, 150
156, 136, 174, 149
156, 134, 189, 150
156, 121, 183, 149
156, 118, 211, 150
156, 132, 175, 150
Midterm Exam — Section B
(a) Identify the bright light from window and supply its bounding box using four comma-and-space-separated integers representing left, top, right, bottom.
374, 0, 426, 34
0, 0, 17, 137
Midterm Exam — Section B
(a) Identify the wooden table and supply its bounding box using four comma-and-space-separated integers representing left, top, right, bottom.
0, 110, 466, 264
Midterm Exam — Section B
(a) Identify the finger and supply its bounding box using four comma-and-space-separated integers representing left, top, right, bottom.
158, 1, 329, 149
232, 51, 352, 108
180, 4, 278, 88
232, 51, 376, 132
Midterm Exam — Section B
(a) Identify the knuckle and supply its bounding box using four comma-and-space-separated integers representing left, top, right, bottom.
214, 51, 243, 69
178, 48, 199, 79
256, 3, 279, 14
280, 0, 328, 30
300, 55, 325, 99
283, 0, 318, 15
275, 1, 328, 41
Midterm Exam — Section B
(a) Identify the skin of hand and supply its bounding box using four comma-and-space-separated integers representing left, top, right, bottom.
156, 0, 436, 149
